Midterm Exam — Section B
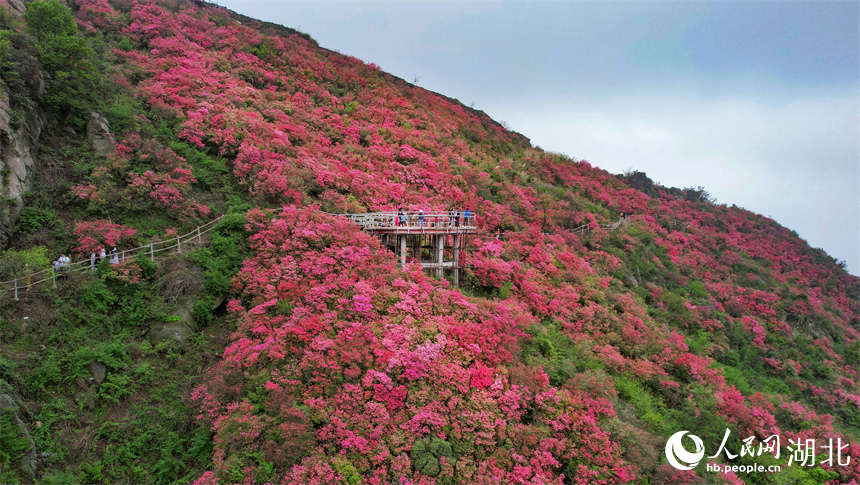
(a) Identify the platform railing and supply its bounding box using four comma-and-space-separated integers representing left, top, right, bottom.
327, 211, 478, 231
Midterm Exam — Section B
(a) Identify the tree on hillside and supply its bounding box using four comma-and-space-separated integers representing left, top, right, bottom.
24, 0, 100, 128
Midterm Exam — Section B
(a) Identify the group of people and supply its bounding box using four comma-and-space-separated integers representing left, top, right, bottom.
51, 254, 71, 272
393, 208, 473, 228
93, 247, 120, 266
52, 247, 121, 274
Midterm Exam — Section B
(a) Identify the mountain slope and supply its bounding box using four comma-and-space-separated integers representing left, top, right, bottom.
0, 0, 857, 483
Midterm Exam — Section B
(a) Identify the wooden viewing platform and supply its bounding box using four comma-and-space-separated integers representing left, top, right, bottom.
330, 211, 478, 287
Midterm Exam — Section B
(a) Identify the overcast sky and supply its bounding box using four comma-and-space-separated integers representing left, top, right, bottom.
214, 0, 859, 276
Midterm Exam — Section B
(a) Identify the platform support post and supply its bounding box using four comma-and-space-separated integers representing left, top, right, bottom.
436, 234, 444, 279
400, 235, 406, 267
453, 234, 460, 287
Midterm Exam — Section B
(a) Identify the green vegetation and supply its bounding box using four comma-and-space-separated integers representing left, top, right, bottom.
24, 0, 101, 128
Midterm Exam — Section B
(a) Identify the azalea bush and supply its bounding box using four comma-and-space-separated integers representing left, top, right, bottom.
192, 207, 635, 484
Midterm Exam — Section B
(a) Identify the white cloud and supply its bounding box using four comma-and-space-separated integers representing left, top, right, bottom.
490, 90, 860, 275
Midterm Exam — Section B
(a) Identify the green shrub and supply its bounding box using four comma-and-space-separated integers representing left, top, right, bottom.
411, 437, 454, 478
0, 246, 51, 279
134, 254, 157, 280
614, 375, 665, 432
97, 374, 132, 403
14, 206, 59, 234
192, 299, 212, 327
24, 0, 100, 126
78, 460, 104, 484
0, 409, 31, 474
79, 280, 118, 315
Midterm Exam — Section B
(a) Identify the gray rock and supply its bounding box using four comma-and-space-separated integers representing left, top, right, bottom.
89, 362, 107, 385
0, 393, 37, 480
75, 376, 88, 390
86, 112, 116, 156
74, 390, 96, 411
0, 83, 46, 250
210, 293, 229, 311
5, 0, 26, 13
148, 320, 195, 347
149, 300, 196, 347
175, 299, 196, 329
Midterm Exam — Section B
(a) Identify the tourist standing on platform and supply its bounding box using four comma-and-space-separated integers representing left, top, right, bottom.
399, 208, 406, 227
454, 209, 460, 228
418, 209, 424, 228
464, 208, 471, 226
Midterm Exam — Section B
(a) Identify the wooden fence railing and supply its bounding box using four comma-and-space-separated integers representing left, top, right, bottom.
0, 214, 228, 301
2, 209, 626, 301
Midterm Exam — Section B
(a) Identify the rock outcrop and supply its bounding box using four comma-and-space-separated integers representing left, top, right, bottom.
0, 84, 46, 249
86, 111, 116, 156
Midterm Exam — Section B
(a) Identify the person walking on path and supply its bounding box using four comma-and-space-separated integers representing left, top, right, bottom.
99, 247, 107, 263
110, 248, 119, 265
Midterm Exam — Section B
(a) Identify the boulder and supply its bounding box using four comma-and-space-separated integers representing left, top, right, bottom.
89, 362, 107, 385
73, 390, 96, 411
86, 111, 116, 156
211, 293, 229, 311
149, 300, 196, 347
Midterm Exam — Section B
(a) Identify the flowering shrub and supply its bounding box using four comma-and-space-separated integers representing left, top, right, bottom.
73, 219, 137, 254
192, 207, 634, 484
73, 134, 210, 220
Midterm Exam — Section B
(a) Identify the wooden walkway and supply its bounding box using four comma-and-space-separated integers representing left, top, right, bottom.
2, 209, 628, 299
0, 215, 228, 301
328, 211, 476, 286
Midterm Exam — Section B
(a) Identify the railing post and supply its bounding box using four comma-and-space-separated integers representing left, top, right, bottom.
13, 279, 18, 302
177, 235, 181, 253
197, 226, 202, 243
150, 243, 154, 262
51, 266, 56, 288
